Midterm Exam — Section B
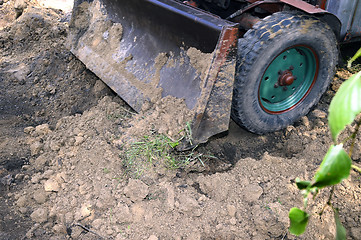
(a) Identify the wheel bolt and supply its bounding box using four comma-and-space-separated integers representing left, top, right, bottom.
283, 86, 288, 91
274, 83, 279, 88
289, 65, 294, 70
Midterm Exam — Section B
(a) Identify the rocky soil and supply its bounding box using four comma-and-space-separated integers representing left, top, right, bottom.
0, 1, 361, 240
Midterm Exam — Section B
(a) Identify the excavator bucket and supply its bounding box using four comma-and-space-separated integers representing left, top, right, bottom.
68, 0, 238, 149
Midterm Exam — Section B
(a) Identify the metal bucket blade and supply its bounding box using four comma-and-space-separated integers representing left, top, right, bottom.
68, 0, 238, 147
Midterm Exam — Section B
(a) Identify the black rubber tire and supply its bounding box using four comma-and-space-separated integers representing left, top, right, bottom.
231, 12, 338, 134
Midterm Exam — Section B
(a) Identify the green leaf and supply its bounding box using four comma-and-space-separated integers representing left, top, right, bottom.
334, 208, 347, 240
312, 145, 351, 188
168, 141, 179, 148
347, 48, 361, 68
289, 208, 309, 236
295, 178, 311, 190
328, 71, 361, 142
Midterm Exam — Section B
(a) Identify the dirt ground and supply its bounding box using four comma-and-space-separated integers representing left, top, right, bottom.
0, 1, 361, 240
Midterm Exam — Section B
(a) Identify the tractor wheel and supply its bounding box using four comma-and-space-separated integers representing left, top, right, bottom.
231, 12, 338, 134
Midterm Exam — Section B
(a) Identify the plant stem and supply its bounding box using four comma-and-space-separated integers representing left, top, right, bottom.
319, 186, 335, 216
352, 164, 361, 174
348, 118, 361, 157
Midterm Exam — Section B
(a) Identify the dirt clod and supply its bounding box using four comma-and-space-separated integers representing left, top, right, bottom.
30, 208, 48, 223
124, 179, 150, 202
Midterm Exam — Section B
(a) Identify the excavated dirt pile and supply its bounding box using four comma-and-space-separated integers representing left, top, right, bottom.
0, 1, 361, 240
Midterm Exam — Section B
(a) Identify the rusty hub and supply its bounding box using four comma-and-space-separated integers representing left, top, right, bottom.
278, 70, 295, 86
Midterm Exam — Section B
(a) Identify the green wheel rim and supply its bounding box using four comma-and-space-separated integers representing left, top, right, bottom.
259, 45, 319, 113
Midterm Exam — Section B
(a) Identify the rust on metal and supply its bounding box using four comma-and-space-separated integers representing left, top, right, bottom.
235, 13, 260, 30
278, 70, 295, 86
183, 26, 239, 149
319, 0, 327, 10
227, 0, 281, 20
183, 0, 199, 8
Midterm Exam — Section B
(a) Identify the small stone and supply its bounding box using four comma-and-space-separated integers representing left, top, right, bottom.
33, 155, 48, 170
14, 0, 27, 12
30, 208, 48, 223
26, 230, 35, 239
8, 62, 29, 83
93, 80, 107, 94
44, 179, 60, 192
301, 116, 310, 129
285, 125, 296, 136
15, 173, 24, 181
74, 205, 92, 220
92, 219, 103, 229
74, 136, 84, 146
115, 233, 126, 240
227, 205, 236, 217
45, 85, 56, 95
160, 182, 174, 212
312, 109, 327, 119
53, 224, 67, 234
178, 195, 200, 215
148, 235, 158, 240
229, 217, 237, 225
19, 207, 27, 214
50, 141, 61, 151
80, 205, 92, 218
216, 224, 223, 230
33, 189, 47, 204
106, 228, 114, 236
31, 174, 41, 184
115, 203, 132, 223
79, 184, 88, 195
22, 165, 30, 171
30, 141, 43, 156
55, 172, 67, 183
42, 170, 54, 179
124, 179, 149, 202
316, 120, 325, 127
24, 126, 35, 134
16, 196, 27, 207
35, 124, 52, 135
131, 203, 145, 222
48, 206, 57, 219
242, 184, 263, 202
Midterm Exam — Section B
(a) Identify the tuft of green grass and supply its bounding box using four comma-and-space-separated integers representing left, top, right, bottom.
120, 130, 215, 177
166, 151, 216, 169
126, 134, 175, 163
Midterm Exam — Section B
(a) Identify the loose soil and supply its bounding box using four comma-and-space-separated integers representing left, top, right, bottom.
1, 1, 361, 240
